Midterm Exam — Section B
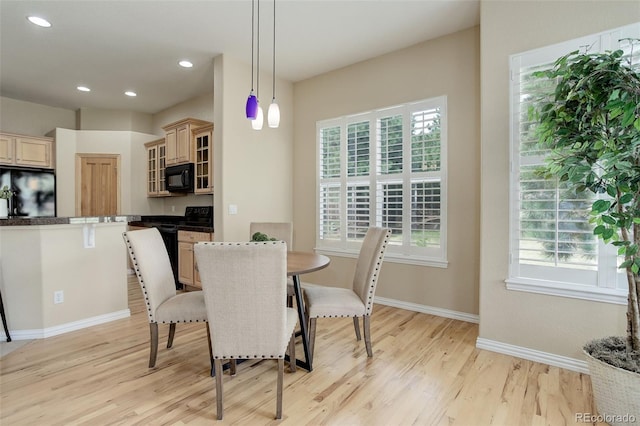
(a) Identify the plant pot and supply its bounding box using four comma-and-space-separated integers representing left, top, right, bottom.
584, 348, 640, 425
0, 198, 7, 219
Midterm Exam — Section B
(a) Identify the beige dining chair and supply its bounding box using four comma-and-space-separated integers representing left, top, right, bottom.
194, 241, 297, 420
250, 222, 296, 305
303, 227, 391, 362
123, 228, 211, 368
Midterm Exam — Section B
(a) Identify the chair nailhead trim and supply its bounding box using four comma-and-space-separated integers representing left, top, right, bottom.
213, 355, 285, 359
124, 233, 155, 320
315, 314, 359, 318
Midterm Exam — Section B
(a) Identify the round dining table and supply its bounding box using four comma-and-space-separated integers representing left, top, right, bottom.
286, 251, 330, 372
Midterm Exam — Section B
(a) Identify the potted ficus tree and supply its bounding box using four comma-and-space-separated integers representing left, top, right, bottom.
531, 44, 640, 423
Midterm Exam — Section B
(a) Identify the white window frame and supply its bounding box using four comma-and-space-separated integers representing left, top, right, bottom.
316, 97, 448, 267
507, 23, 640, 304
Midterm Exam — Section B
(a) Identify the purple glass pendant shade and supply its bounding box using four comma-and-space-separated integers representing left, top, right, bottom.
246, 92, 258, 119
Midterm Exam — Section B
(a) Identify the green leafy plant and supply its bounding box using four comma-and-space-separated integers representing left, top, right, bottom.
0, 185, 12, 200
251, 232, 277, 242
531, 43, 640, 370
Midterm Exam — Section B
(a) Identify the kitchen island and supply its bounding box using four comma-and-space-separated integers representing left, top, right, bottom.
0, 215, 139, 340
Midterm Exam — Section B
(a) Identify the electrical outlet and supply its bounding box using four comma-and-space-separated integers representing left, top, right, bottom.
54, 290, 64, 304
171, 205, 175, 212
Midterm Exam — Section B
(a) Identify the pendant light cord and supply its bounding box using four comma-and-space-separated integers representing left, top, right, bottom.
256, 0, 260, 99
251, 0, 255, 92
272, 0, 276, 101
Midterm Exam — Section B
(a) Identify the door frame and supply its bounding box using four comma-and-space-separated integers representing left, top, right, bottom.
75, 153, 121, 216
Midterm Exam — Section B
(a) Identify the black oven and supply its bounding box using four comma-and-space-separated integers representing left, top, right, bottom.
166, 163, 194, 192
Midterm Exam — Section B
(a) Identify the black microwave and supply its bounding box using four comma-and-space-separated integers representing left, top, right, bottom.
165, 163, 194, 192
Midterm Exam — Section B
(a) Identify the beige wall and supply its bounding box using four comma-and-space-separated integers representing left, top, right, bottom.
0, 228, 44, 329
0, 223, 129, 334
77, 108, 154, 134
479, 1, 639, 360
293, 27, 481, 315
0, 96, 76, 136
212, 54, 295, 242
150, 92, 216, 215
151, 91, 214, 136
53, 128, 158, 217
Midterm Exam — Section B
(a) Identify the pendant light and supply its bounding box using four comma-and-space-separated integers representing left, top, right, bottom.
252, 104, 264, 130
245, 0, 258, 119
251, 0, 264, 130
267, 0, 280, 128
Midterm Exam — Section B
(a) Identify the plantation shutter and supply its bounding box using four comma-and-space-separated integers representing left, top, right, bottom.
319, 126, 341, 241
509, 22, 639, 292
347, 183, 370, 240
408, 104, 444, 251
317, 96, 448, 265
515, 57, 598, 273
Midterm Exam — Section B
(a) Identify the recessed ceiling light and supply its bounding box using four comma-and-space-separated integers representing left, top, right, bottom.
27, 16, 52, 28
179, 60, 193, 68
124, 91, 137, 97
77, 86, 91, 92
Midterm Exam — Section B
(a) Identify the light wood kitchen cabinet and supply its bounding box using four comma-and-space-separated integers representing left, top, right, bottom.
162, 118, 210, 166
144, 138, 169, 197
178, 230, 213, 289
0, 132, 54, 169
193, 124, 213, 194
0, 134, 13, 164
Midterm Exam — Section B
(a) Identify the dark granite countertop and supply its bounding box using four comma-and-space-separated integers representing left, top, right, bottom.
0, 215, 141, 227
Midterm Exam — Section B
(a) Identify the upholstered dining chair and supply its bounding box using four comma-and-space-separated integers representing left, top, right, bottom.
194, 241, 297, 420
303, 227, 391, 362
250, 222, 296, 305
123, 228, 211, 368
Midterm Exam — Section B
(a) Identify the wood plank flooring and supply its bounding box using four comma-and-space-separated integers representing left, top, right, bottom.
0, 275, 604, 425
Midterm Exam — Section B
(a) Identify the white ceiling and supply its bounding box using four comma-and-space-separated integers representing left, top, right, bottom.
0, 0, 479, 114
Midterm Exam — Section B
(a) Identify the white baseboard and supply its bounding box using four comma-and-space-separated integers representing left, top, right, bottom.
299, 282, 479, 324
373, 295, 480, 324
311, 285, 588, 373
370, 293, 586, 374
476, 337, 589, 374
0, 309, 131, 341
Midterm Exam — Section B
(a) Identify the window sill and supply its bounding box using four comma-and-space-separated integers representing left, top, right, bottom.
505, 278, 627, 305
315, 247, 448, 268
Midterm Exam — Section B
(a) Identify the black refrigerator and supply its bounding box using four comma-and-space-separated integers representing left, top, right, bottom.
0, 167, 56, 217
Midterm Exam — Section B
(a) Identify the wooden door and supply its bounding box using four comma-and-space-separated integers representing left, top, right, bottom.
77, 155, 119, 216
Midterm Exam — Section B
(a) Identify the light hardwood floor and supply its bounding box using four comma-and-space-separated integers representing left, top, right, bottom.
0, 275, 604, 425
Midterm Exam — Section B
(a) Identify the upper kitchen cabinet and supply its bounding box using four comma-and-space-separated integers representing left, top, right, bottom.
0, 132, 54, 169
144, 138, 169, 197
193, 123, 213, 194
162, 118, 211, 166
0, 134, 12, 164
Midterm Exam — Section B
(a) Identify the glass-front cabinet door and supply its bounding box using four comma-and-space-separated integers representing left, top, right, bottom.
146, 144, 158, 195
193, 124, 213, 194
157, 143, 169, 196
145, 138, 167, 197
